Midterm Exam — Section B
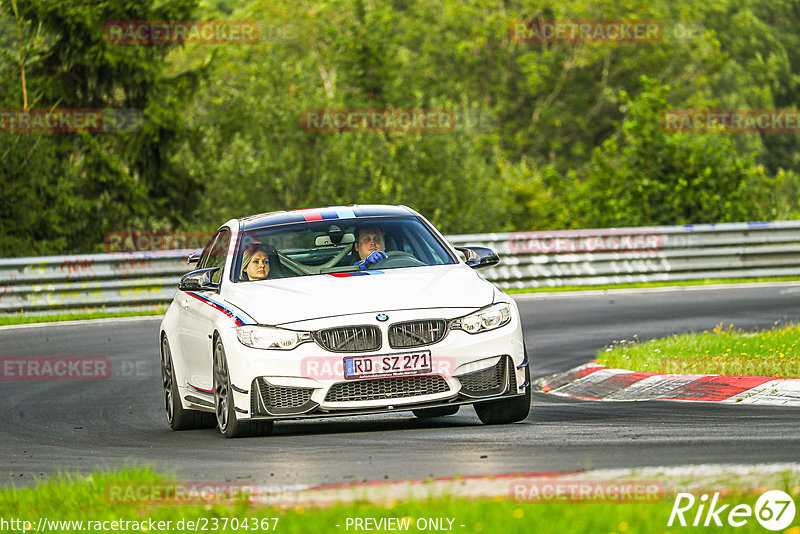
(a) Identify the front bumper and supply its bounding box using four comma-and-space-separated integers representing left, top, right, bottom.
248, 354, 527, 420
206, 307, 528, 421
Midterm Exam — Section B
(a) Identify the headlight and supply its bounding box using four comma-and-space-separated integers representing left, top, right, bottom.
235, 326, 312, 350
450, 303, 512, 334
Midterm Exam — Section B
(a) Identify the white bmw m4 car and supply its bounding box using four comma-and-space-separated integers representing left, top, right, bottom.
159, 205, 530, 437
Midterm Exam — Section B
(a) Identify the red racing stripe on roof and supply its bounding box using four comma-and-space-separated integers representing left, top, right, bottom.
299, 210, 324, 221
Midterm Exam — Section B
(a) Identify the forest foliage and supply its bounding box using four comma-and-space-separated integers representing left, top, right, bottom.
2, 0, 800, 255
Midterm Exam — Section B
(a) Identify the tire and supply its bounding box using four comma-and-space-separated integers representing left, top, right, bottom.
473, 354, 531, 425
213, 336, 274, 438
161, 335, 216, 430
412, 406, 460, 418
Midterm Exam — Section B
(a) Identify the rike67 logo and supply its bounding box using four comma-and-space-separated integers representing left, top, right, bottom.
668, 490, 796, 530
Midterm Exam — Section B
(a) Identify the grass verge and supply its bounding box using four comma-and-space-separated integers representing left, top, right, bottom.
598, 323, 800, 378
505, 276, 800, 294
1, 468, 797, 533
0, 309, 166, 326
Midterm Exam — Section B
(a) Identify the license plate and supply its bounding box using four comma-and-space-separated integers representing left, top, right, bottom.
344, 351, 432, 380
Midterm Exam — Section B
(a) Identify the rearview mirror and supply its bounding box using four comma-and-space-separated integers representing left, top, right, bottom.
315, 233, 355, 247
454, 246, 499, 269
178, 267, 220, 292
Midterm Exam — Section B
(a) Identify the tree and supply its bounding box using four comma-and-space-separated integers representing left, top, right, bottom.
573, 78, 771, 228
0, 0, 202, 255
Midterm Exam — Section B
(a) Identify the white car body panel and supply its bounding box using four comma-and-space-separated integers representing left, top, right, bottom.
159, 205, 529, 429
223, 264, 493, 326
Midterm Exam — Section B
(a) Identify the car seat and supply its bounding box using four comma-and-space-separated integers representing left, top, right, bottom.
266, 246, 289, 279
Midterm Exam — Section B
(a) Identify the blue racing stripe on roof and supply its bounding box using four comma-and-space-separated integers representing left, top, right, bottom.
320, 210, 340, 220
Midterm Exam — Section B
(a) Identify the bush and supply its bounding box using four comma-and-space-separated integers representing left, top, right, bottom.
574, 78, 774, 228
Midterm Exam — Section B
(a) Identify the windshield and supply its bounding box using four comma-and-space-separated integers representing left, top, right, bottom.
233, 216, 456, 281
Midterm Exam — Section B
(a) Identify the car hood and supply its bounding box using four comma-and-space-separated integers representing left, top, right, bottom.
223, 264, 494, 326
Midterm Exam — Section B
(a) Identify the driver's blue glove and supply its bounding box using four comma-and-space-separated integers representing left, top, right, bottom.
355, 250, 388, 270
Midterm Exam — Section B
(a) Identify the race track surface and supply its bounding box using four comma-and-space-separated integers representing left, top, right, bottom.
2, 284, 800, 487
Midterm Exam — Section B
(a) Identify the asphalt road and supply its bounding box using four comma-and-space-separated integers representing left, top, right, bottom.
2, 284, 800, 487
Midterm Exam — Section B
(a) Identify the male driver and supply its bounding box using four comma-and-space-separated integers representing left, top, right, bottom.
354, 225, 388, 269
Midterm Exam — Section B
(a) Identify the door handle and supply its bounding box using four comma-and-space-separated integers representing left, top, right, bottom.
180, 299, 190, 309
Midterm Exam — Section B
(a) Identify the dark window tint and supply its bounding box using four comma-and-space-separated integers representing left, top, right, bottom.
205, 229, 231, 284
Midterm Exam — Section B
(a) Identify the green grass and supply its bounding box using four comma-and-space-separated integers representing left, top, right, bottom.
505, 276, 800, 294
598, 323, 800, 378
0, 309, 166, 326
1, 468, 797, 533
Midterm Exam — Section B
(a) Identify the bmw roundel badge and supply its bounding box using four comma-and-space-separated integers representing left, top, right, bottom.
376, 313, 389, 322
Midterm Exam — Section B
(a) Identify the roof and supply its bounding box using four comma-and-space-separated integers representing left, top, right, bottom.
239, 205, 415, 231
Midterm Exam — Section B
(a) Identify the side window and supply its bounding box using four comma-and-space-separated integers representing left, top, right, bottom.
206, 229, 231, 285
197, 232, 219, 269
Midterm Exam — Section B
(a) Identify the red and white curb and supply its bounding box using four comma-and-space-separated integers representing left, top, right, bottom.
537, 362, 800, 406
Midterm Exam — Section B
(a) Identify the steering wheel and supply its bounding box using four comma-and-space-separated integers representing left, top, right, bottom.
366, 250, 426, 269
278, 244, 353, 275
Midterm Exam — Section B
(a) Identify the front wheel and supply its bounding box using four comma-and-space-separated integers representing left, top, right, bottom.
473, 355, 531, 425
213, 337, 274, 438
161, 335, 215, 430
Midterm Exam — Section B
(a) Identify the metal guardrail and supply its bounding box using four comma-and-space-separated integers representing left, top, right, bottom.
0, 251, 191, 315
453, 220, 800, 289
2, 221, 800, 315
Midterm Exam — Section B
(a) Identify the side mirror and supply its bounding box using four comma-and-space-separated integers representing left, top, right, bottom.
454, 246, 500, 269
187, 252, 201, 265
179, 267, 220, 292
